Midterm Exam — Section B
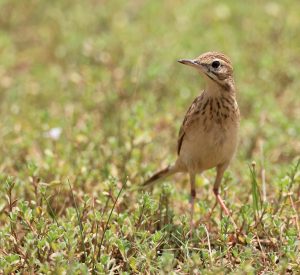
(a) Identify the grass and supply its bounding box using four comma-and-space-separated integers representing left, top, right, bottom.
0, 0, 300, 273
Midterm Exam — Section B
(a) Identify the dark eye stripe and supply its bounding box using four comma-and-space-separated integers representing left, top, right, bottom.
211, 71, 227, 80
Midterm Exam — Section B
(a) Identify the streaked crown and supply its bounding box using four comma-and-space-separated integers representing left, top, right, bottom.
178, 51, 235, 90
195, 52, 233, 80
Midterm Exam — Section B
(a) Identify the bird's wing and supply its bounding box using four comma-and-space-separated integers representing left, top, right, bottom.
177, 94, 204, 155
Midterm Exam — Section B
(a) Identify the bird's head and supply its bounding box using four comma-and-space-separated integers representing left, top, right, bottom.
178, 52, 234, 91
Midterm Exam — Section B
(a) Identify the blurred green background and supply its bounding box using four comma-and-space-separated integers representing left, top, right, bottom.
0, 0, 299, 273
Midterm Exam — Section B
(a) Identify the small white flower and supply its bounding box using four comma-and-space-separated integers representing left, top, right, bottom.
46, 127, 62, 140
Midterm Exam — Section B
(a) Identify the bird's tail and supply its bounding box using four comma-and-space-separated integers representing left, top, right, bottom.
142, 164, 179, 187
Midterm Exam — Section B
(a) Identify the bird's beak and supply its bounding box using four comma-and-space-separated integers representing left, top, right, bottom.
178, 59, 205, 72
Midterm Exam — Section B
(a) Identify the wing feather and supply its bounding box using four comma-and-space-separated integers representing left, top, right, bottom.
177, 94, 204, 155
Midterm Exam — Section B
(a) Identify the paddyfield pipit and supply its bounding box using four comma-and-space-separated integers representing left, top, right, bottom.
143, 52, 240, 230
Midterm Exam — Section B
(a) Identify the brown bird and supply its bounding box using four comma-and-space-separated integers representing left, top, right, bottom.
143, 52, 240, 231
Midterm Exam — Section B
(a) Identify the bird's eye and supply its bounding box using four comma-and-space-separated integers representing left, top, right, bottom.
211, 60, 220, 69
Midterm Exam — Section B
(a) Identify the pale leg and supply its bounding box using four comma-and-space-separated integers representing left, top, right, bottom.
189, 173, 196, 234
213, 163, 237, 229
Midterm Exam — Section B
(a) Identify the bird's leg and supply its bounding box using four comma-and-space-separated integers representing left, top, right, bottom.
189, 173, 196, 235
213, 164, 237, 229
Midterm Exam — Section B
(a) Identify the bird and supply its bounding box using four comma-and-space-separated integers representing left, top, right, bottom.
143, 51, 240, 232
